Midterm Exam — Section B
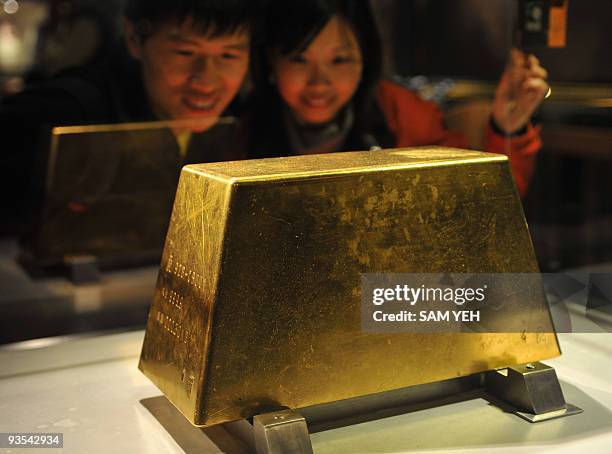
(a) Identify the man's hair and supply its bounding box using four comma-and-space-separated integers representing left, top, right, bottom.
124, 0, 264, 39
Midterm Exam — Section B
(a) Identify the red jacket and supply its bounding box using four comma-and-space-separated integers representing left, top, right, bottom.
376, 80, 540, 197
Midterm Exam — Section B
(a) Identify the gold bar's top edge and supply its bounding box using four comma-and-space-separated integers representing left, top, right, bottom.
183, 147, 508, 184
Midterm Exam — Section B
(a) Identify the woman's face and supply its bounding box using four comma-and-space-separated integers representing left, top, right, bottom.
272, 16, 363, 124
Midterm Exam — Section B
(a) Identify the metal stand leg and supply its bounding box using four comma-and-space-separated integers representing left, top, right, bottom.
230, 365, 581, 452
64, 255, 100, 284
253, 409, 313, 454
485, 361, 583, 422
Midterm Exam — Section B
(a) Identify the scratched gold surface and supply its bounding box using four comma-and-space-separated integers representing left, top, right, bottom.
139, 147, 560, 427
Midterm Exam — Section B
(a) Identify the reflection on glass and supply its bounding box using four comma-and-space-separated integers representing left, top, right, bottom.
21, 117, 239, 269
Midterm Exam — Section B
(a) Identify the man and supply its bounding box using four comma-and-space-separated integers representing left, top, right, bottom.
122, 0, 254, 134
0, 0, 262, 233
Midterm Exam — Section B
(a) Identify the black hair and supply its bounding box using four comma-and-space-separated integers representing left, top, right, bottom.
251, 0, 389, 155
124, 0, 264, 39
265, 0, 382, 87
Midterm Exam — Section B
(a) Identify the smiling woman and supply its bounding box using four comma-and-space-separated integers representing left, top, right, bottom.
249, 0, 384, 156
248, 0, 548, 197
272, 16, 363, 125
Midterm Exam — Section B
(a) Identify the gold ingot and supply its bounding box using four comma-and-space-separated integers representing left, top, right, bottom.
139, 147, 559, 427
23, 118, 238, 266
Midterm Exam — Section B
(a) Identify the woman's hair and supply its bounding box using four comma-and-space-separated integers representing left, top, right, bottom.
124, 0, 264, 40
256, 0, 384, 136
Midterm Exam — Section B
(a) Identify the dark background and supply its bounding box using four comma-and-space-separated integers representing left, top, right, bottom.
0, 0, 610, 343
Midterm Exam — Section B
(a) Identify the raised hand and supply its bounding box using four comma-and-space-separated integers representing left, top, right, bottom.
492, 48, 549, 134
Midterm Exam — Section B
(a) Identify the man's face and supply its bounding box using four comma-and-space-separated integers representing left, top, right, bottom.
126, 18, 250, 132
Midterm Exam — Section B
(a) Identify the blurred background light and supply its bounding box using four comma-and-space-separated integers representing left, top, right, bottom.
3, 0, 19, 15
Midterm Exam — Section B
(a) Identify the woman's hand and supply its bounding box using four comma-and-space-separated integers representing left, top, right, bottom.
492, 48, 549, 134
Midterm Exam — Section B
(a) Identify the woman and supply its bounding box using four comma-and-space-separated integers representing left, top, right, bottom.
248, 0, 549, 196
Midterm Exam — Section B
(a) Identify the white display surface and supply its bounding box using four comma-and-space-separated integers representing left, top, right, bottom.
0, 330, 611, 454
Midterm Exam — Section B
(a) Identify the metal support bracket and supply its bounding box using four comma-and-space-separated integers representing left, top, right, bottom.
485, 361, 583, 422
64, 255, 101, 284
252, 409, 314, 454
228, 363, 582, 453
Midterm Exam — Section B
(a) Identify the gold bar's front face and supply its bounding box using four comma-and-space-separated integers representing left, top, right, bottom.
139, 148, 560, 427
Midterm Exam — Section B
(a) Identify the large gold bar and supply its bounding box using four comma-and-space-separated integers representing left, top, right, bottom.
139, 147, 559, 427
